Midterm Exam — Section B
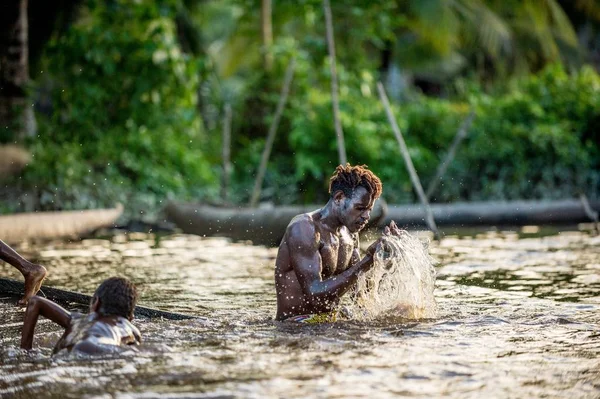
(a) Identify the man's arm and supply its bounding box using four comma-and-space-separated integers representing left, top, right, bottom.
288, 221, 377, 306
21, 296, 71, 350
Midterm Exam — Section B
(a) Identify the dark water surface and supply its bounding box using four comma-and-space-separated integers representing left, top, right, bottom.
1, 228, 599, 398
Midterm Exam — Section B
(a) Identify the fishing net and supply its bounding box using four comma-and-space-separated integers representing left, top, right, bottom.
347, 231, 437, 320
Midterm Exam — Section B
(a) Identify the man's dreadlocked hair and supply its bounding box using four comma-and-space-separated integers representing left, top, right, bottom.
92, 277, 138, 320
328, 163, 382, 200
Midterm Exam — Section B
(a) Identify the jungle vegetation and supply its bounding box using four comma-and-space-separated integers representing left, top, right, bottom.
1, 0, 599, 218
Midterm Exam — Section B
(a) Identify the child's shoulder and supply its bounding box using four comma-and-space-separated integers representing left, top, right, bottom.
98, 314, 142, 345
69, 311, 95, 329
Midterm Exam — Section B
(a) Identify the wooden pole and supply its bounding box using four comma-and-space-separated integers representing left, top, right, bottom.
221, 103, 232, 202
377, 82, 440, 240
323, 0, 347, 165
261, 0, 273, 71
425, 110, 475, 200
579, 193, 600, 234
249, 58, 296, 207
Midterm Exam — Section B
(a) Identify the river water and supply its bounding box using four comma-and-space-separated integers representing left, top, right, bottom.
0, 227, 599, 398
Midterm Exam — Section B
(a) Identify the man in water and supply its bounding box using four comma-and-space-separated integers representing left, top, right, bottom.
0, 239, 47, 305
275, 163, 402, 322
21, 276, 141, 355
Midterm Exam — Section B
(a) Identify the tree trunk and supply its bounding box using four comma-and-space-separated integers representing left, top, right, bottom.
221, 103, 233, 202
323, 0, 347, 165
0, 0, 36, 141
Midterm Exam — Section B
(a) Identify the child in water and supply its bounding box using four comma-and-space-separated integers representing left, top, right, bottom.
20, 277, 141, 355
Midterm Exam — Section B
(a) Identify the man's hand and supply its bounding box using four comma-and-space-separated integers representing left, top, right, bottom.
383, 220, 405, 238
380, 220, 407, 265
362, 221, 406, 271
366, 221, 404, 257
366, 238, 384, 258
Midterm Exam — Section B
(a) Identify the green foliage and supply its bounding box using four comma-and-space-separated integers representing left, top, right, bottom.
454, 64, 600, 200
12, 0, 216, 217
3, 1, 599, 218
244, 63, 599, 204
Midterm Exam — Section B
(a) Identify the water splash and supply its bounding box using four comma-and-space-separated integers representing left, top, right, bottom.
348, 231, 437, 320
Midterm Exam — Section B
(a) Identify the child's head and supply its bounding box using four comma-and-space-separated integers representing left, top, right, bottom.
91, 277, 138, 320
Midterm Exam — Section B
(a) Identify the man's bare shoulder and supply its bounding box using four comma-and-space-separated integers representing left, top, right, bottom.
285, 213, 319, 247
288, 212, 314, 227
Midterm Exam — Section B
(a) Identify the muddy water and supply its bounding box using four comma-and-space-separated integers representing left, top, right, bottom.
0, 228, 599, 398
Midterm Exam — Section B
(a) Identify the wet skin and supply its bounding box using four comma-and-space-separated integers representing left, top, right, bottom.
0, 240, 47, 305
21, 295, 141, 354
275, 186, 395, 320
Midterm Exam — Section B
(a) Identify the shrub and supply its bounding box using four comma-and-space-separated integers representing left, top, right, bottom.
9, 0, 216, 217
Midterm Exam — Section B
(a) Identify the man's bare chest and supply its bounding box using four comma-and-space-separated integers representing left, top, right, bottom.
318, 232, 354, 277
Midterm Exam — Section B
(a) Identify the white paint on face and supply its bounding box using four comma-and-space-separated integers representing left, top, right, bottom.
340, 186, 375, 233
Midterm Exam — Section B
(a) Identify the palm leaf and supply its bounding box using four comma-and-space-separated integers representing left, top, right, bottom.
452, 0, 513, 58
545, 0, 579, 47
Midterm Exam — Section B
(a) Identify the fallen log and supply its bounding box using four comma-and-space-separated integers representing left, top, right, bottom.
0, 278, 195, 320
164, 199, 387, 246
0, 205, 123, 244
166, 199, 599, 244
382, 199, 600, 228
